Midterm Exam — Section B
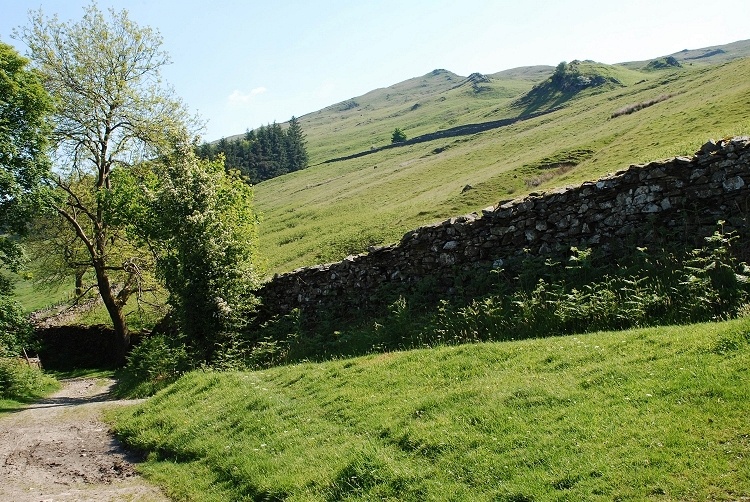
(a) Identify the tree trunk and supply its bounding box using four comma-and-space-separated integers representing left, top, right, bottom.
74, 269, 84, 297
93, 262, 130, 366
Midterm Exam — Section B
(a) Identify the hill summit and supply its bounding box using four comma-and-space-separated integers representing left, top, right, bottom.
514, 60, 627, 114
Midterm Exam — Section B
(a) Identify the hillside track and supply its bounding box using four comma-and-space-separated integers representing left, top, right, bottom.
0, 378, 168, 501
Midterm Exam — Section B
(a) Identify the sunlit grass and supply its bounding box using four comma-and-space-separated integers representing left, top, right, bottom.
110, 317, 750, 500
3, 271, 73, 313
0, 360, 60, 417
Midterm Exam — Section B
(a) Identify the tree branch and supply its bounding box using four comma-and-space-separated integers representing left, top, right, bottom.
53, 176, 98, 225
53, 204, 96, 259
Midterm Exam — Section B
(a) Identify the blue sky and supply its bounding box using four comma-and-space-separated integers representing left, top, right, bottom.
1, 1, 748, 142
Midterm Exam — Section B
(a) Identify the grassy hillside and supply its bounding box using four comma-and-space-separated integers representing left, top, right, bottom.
255, 56, 750, 274
513, 60, 648, 116
1, 271, 71, 313
110, 317, 750, 501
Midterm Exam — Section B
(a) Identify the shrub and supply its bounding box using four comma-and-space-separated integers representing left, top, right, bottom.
676, 226, 750, 321
0, 357, 57, 400
0, 295, 35, 358
146, 153, 261, 364
243, 309, 301, 369
115, 334, 191, 397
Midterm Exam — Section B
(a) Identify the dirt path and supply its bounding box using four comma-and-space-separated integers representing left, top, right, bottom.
0, 378, 169, 502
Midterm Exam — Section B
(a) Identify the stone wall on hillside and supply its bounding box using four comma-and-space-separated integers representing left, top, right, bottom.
35, 325, 119, 370
258, 137, 750, 318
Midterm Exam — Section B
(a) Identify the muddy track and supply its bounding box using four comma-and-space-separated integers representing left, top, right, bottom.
0, 378, 169, 501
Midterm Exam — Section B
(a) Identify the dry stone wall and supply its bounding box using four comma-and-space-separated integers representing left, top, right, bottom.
259, 137, 750, 318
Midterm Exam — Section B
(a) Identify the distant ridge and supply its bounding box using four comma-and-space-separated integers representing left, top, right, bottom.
670, 38, 750, 62
621, 38, 750, 69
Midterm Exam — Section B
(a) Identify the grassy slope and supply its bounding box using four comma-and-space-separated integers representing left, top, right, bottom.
3, 271, 72, 313
111, 317, 750, 501
256, 57, 750, 274
298, 69, 535, 165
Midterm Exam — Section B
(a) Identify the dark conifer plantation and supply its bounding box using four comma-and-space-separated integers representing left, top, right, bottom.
198, 117, 309, 183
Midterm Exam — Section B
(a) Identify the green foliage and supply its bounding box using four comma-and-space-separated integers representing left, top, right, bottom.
240, 309, 301, 369
198, 117, 309, 183
115, 334, 191, 398
285, 116, 309, 174
0, 357, 58, 401
0, 294, 34, 357
425, 232, 748, 347
391, 127, 407, 143
0, 41, 52, 270
679, 224, 749, 319
553, 60, 568, 80
147, 152, 261, 363
109, 317, 750, 500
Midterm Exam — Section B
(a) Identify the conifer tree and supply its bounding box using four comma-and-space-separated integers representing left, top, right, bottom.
391, 127, 407, 143
196, 116, 309, 183
286, 116, 309, 172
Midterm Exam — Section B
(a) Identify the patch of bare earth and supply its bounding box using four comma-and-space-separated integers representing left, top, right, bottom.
0, 378, 169, 501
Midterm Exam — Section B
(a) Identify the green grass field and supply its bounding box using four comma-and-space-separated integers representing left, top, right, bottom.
110, 316, 750, 501
3, 271, 73, 313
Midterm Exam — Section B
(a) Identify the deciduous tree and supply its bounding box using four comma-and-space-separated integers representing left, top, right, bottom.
145, 149, 260, 363
0, 41, 52, 357
0, 41, 52, 271
18, 5, 198, 361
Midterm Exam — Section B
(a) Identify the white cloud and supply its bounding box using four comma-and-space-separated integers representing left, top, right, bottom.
227, 87, 267, 104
